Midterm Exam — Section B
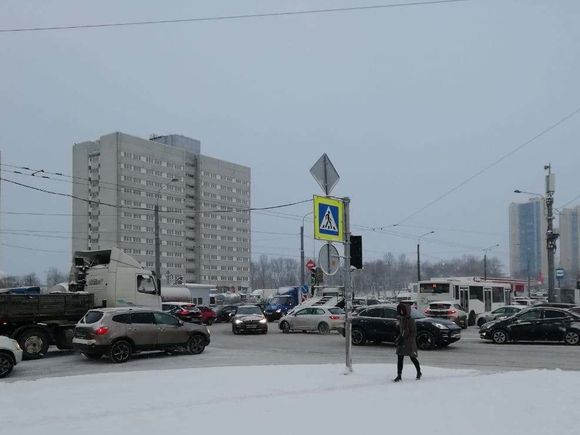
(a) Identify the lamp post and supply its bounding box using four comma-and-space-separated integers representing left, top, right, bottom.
417, 231, 435, 282
155, 178, 179, 288
300, 211, 313, 286
482, 244, 499, 281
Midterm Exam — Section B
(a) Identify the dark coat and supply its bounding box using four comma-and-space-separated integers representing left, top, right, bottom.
396, 303, 418, 357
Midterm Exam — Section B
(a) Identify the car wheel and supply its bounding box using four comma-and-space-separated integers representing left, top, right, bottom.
461, 318, 468, 329
109, 340, 132, 363
81, 352, 102, 360
492, 330, 508, 344
564, 330, 580, 345
477, 318, 487, 328
232, 327, 239, 335
187, 334, 206, 355
206, 319, 214, 326
416, 331, 436, 350
280, 321, 291, 334
19, 329, 50, 360
0, 352, 14, 378
318, 322, 330, 334
351, 328, 366, 345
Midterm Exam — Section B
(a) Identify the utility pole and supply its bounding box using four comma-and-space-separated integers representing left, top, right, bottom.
154, 178, 179, 290
417, 231, 435, 282
545, 164, 558, 302
300, 225, 305, 285
483, 244, 499, 281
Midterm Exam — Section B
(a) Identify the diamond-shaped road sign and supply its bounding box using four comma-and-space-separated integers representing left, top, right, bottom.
310, 153, 340, 196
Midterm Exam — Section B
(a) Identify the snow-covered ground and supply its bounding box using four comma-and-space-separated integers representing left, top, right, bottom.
1, 364, 579, 435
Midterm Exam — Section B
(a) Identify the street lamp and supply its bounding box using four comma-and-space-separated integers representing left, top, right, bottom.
300, 211, 313, 286
155, 177, 179, 288
482, 244, 499, 281
417, 231, 435, 282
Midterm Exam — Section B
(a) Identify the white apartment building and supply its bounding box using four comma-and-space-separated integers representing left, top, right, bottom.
72, 132, 251, 291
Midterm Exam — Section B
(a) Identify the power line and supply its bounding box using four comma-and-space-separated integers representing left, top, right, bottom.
0, 1, 474, 34
1, 243, 65, 254
390, 105, 580, 226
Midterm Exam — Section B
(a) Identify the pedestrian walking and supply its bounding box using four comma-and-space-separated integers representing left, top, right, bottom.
393, 302, 422, 382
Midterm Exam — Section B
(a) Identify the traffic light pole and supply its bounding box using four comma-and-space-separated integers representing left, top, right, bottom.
545, 165, 558, 303
343, 197, 352, 373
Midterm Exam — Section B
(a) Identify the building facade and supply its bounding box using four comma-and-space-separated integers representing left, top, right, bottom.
72, 132, 251, 290
509, 198, 548, 284
559, 205, 580, 287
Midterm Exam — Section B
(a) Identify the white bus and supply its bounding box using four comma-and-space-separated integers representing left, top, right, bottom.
411, 278, 513, 322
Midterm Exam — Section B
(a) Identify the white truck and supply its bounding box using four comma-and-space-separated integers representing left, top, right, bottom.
0, 248, 161, 359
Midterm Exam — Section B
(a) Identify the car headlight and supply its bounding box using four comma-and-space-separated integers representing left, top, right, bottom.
276, 309, 282, 313
15, 342, 22, 351
259, 318, 267, 324
433, 322, 448, 330
234, 319, 243, 324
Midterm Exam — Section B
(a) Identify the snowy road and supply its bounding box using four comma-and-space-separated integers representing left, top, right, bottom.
6, 324, 580, 382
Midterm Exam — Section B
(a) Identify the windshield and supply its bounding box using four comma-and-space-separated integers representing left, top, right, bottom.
237, 306, 263, 315
270, 296, 290, 305
410, 308, 425, 319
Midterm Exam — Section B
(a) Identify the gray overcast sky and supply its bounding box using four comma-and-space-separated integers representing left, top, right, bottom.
1, 0, 579, 279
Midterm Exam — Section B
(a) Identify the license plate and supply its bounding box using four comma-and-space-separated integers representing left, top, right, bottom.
72, 338, 95, 345
246, 324, 257, 328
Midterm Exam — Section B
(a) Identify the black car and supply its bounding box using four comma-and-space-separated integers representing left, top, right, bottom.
215, 305, 238, 323
232, 305, 268, 335
350, 304, 461, 350
480, 307, 580, 345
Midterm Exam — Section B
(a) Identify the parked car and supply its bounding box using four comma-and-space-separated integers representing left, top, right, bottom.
512, 298, 536, 307
479, 307, 580, 345
351, 304, 461, 350
0, 336, 23, 378
424, 301, 468, 329
72, 307, 211, 363
279, 307, 345, 334
162, 302, 202, 323
197, 306, 217, 325
215, 305, 238, 323
476, 305, 524, 327
535, 302, 578, 309
232, 305, 268, 335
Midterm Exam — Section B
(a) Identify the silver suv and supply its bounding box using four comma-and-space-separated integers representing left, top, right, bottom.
72, 307, 210, 363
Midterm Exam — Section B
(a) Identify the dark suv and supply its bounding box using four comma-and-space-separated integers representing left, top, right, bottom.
72, 307, 211, 363
351, 304, 461, 350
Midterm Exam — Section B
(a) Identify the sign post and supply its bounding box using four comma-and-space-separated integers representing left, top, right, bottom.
310, 153, 352, 373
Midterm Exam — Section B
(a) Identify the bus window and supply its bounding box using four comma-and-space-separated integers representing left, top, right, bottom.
453, 285, 459, 300
419, 283, 449, 294
492, 287, 505, 303
470, 286, 483, 302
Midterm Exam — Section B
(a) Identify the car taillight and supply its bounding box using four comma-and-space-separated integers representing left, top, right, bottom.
95, 326, 109, 336
329, 315, 341, 320
448, 309, 456, 314
424, 309, 431, 314
178, 309, 190, 316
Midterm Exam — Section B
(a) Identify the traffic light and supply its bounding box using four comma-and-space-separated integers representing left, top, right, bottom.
350, 235, 363, 269
311, 267, 324, 285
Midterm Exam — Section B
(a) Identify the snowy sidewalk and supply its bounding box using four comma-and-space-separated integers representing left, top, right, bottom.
1, 364, 579, 435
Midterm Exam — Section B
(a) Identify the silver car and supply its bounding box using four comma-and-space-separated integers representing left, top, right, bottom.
476, 305, 523, 328
279, 307, 345, 334
72, 307, 210, 363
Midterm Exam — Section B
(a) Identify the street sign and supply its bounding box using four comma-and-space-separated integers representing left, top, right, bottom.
556, 268, 565, 278
310, 153, 340, 196
318, 243, 340, 276
313, 195, 344, 242
306, 259, 316, 271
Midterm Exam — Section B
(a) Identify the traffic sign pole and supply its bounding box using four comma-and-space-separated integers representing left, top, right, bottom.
343, 197, 352, 373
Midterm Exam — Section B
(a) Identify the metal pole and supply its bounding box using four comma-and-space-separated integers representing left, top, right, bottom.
300, 225, 305, 285
417, 243, 421, 282
545, 165, 558, 302
527, 255, 531, 298
343, 197, 352, 373
154, 203, 161, 289
484, 253, 487, 281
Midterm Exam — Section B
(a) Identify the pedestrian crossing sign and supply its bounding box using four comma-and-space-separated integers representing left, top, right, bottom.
314, 195, 344, 242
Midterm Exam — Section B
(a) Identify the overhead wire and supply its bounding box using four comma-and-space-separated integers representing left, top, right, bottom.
0, 1, 474, 34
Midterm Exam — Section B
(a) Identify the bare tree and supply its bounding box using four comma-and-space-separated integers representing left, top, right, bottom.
46, 267, 68, 287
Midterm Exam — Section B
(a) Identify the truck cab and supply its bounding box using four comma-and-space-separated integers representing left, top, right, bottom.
264, 287, 308, 321
70, 248, 161, 309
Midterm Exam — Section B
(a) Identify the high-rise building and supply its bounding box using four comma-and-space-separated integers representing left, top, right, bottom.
509, 198, 548, 283
72, 132, 251, 291
559, 205, 580, 287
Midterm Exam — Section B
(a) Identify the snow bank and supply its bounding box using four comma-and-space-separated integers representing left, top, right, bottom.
1, 364, 578, 435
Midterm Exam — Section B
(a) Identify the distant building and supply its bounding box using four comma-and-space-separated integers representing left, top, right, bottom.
559, 205, 580, 287
509, 198, 548, 283
72, 132, 251, 291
